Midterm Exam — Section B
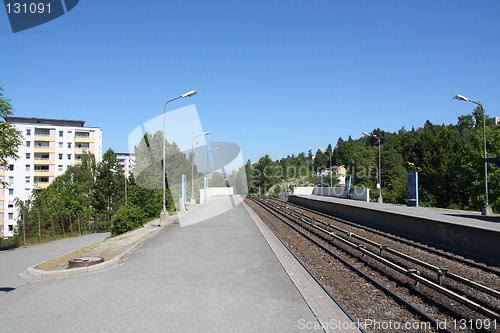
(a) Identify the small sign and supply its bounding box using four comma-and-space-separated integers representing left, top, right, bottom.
407, 172, 419, 206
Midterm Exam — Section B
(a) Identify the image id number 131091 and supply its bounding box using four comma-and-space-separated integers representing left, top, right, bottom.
6, 2, 51, 14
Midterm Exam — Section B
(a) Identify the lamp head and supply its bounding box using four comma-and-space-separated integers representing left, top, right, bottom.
453, 94, 469, 102
362, 131, 371, 137
203, 131, 211, 136
181, 90, 197, 98
318, 148, 325, 152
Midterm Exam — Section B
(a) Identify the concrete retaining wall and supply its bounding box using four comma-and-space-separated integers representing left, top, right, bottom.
288, 195, 500, 264
200, 187, 234, 203
351, 188, 370, 202
312, 187, 347, 198
296, 187, 370, 202
293, 187, 314, 195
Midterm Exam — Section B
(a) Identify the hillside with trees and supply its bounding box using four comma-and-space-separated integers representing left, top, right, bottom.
246, 107, 500, 213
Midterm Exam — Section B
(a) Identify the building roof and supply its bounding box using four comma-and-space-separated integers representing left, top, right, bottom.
6, 117, 87, 127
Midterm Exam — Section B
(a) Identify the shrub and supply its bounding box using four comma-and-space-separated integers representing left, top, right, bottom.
110, 205, 146, 236
0, 236, 20, 250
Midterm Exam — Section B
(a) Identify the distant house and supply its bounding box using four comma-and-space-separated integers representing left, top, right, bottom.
319, 165, 347, 185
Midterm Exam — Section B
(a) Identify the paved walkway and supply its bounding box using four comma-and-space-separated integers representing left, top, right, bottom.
0, 232, 109, 291
0, 196, 360, 332
295, 195, 500, 232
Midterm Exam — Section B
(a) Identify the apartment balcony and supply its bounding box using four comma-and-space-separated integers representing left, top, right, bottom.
0, 208, 4, 213
33, 171, 55, 177
34, 136, 55, 142
32, 160, 55, 165
0, 196, 4, 201
75, 148, 94, 155
75, 132, 90, 138
75, 137, 95, 143
33, 183, 50, 189
0, 171, 4, 176
34, 147, 55, 153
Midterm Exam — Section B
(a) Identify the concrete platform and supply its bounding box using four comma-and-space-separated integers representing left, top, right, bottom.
0, 196, 361, 332
289, 195, 500, 265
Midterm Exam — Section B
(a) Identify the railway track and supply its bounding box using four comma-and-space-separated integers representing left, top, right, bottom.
282, 199, 500, 276
247, 197, 500, 333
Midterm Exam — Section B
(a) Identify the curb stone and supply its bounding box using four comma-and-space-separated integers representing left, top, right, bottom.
20, 215, 180, 279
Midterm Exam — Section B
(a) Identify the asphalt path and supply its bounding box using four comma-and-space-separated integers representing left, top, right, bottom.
0, 199, 320, 332
0, 233, 110, 291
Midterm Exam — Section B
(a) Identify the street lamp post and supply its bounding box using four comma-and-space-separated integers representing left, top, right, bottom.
161, 90, 197, 225
191, 131, 211, 205
318, 147, 333, 186
363, 131, 383, 203
453, 94, 492, 215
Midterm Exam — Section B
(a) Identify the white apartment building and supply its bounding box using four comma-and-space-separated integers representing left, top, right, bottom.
0, 117, 102, 238
116, 153, 135, 178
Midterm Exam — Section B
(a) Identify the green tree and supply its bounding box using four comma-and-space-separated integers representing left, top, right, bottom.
92, 148, 125, 220
126, 174, 162, 218
0, 88, 22, 174
209, 172, 226, 187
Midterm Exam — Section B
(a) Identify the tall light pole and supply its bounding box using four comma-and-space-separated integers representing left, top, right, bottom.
191, 131, 211, 204
363, 131, 382, 203
453, 94, 492, 215
161, 90, 197, 224
319, 147, 333, 187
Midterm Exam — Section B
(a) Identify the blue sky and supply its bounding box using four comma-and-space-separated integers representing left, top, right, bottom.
2, 0, 500, 163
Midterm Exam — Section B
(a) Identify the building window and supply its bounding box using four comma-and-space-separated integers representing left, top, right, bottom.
8, 189, 14, 195
75, 132, 90, 138
34, 165, 49, 172
26, 141, 31, 147
34, 153, 49, 160
34, 177, 49, 183
58, 165, 63, 172
25, 188, 30, 196
8, 164, 14, 171
35, 141, 49, 148
34, 129, 50, 136
25, 164, 30, 171
26, 129, 31, 136
8, 213, 13, 220
8, 176, 13, 185
8, 203, 14, 208
67, 154, 71, 160
8, 225, 14, 231
59, 142, 63, 148
59, 131, 63, 137
67, 142, 72, 149
25, 176, 30, 183
77, 143, 89, 149
26, 153, 31, 159
59, 153, 63, 160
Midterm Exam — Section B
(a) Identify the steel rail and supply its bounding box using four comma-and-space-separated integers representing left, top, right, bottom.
258, 198, 500, 320
249, 197, 454, 333
282, 200, 500, 276
275, 201, 500, 299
